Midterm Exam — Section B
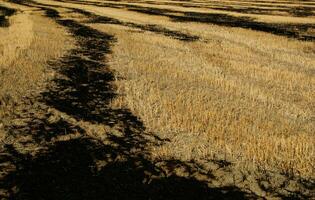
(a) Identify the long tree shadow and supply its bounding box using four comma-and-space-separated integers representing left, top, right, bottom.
38, 1, 200, 42
0, 7, 256, 200
132, 0, 315, 17
1, 135, 254, 200
0, 6, 16, 27
51, 0, 315, 41
128, 7, 315, 41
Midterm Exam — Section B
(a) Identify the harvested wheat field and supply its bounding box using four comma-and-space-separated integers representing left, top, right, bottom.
0, 0, 314, 199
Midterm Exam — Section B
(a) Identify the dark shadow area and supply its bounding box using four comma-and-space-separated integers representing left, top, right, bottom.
204, 4, 314, 17
7, 114, 86, 143
0, 6, 16, 27
50, 0, 315, 41
225, 0, 315, 6
172, 12, 315, 41
127, 6, 177, 15
127, 7, 315, 41
45, 7, 61, 17
0, 6, 255, 199
53, 0, 200, 42
55, 0, 315, 18
0, 136, 254, 200
87, 15, 200, 42
256, 174, 315, 199
289, 6, 315, 17
41, 18, 125, 125
207, 6, 289, 16
104, 0, 293, 17
164, 0, 315, 6
1, 2, 314, 199
26, 0, 200, 42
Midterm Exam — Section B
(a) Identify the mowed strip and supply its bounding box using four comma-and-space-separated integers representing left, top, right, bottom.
0, 6, 73, 142
37, 0, 315, 41
77, 0, 315, 24
0, 0, 314, 198
35, 0, 315, 178
32, 0, 201, 41
2, 0, 315, 179
89, 22, 314, 179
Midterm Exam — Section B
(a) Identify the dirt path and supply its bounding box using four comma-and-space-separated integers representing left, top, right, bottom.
0, 1, 314, 199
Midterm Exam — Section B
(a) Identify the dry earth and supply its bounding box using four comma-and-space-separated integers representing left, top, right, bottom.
0, 0, 314, 199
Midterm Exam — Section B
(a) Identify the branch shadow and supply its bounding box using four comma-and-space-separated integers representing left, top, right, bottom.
35, 0, 315, 42
119, 0, 315, 17
289, 6, 315, 17
45, 0, 200, 42
128, 7, 315, 41
0, 8, 255, 200
1, 2, 314, 199
1, 135, 253, 200
0, 6, 16, 27
50, 0, 315, 41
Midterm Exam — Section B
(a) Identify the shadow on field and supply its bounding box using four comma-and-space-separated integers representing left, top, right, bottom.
44, 0, 200, 42
50, 0, 315, 41
0, 136, 253, 200
216, 6, 315, 17
42, 18, 120, 124
128, 7, 315, 41
123, 0, 315, 17
0, 8, 255, 200
289, 6, 315, 17
70, 7, 199, 42
27, 0, 200, 41
88, 15, 200, 42
0, 6, 15, 27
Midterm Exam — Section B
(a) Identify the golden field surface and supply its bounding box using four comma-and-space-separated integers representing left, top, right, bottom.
0, 0, 314, 199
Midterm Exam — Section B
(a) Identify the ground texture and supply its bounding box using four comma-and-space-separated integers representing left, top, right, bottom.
0, 0, 314, 199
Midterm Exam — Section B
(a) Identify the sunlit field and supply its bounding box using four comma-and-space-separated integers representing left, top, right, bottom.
0, 0, 314, 199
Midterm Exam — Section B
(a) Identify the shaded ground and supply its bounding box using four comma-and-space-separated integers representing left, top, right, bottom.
0, 6, 15, 27
0, 137, 254, 200
128, 7, 315, 41
52, 0, 315, 41
39, 1, 200, 42
0, 1, 314, 199
0, 6, 255, 200
127, 0, 315, 17
87, 14, 200, 42
94, 0, 315, 16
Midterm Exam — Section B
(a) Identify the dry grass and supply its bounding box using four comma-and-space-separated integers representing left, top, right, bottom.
0, 8, 73, 140
31, 0, 315, 179
87, 21, 315, 178
34, 0, 315, 41
2, 0, 315, 180
82, 0, 315, 24
0, 0, 314, 198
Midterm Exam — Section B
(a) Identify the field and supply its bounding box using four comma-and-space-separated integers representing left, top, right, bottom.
0, 0, 314, 199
